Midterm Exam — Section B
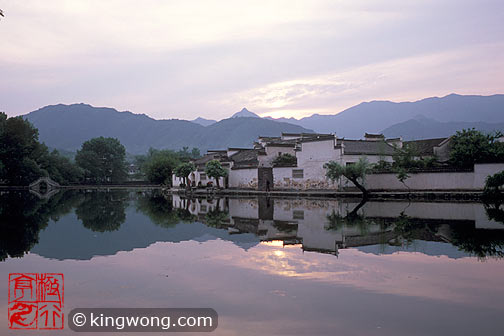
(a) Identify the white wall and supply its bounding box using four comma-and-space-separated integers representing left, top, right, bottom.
366, 163, 504, 191
228, 168, 258, 189
172, 170, 225, 188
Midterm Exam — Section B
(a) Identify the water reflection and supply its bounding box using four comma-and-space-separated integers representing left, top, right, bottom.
172, 194, 504, 260
0, 189, 503, 262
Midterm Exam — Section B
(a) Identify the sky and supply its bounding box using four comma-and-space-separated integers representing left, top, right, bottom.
0, 0, 503, 120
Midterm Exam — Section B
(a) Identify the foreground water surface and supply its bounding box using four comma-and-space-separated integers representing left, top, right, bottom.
1, 189, 504, 335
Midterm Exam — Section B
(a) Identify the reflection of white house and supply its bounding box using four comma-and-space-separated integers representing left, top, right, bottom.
185, 197, 504, 255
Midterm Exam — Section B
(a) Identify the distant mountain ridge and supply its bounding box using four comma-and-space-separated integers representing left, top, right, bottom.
22, 93, 504, 154
381, 116, 504, 140
24, 104, 313, 154
231, 107, 260, 118
191, 117, 217, 127
263, 93, 504, 137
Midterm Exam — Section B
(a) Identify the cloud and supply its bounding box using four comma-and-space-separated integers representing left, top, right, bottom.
0, 0, 503, 119
226, 42, 504, 119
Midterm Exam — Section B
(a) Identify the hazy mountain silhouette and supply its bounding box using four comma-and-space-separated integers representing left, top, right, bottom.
265, 94, 504, 138
191, 117, 217, 126
24, 104, 313, 154
382, 115, 504, 140
231, 107, 260, 118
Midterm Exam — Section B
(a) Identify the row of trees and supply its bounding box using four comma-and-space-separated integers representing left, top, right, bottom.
0, 113, 130, 185
0, 113, 204, 186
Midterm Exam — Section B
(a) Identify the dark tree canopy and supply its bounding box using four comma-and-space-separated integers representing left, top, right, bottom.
142, 149, 180, 185
174, 162, 196, 185
450, 129, 504, 167
75, 137, 127, 183
205, 160, 228, 188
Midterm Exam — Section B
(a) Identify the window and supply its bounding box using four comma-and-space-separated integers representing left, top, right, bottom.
293, 210, 304, 220
292, 169, 304, 178
200, 173, 207, 180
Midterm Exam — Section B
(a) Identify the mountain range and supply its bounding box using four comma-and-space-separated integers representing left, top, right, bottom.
22, 94, 504, 154
264, 93, 504, 138
24, 104, 312, 154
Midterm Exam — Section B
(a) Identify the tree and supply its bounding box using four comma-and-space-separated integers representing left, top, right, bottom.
174, 162, 195, 186
483, 170, 504, 199
75, 137, 127, 183
143, 151, 179, 185
450, 129, 504, 167
0, 113, 45, 185
324, 158, 370, 197
205, 160, 228, 188
0, 113, 83, 185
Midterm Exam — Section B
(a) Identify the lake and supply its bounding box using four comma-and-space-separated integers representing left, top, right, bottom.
1, 189, 504, 335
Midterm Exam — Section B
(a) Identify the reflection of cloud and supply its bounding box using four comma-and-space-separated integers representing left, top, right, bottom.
215, 242, 504, 308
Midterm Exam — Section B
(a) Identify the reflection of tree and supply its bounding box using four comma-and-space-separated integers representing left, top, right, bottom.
449, 223, 504, 259
75, 190, 127, 232
136, 193, 180, 228
175, 208, 196, 223
484, 202, 504, 225
0, 190, 81, 261
325, 199, 370, 234
205, 208, 229, 229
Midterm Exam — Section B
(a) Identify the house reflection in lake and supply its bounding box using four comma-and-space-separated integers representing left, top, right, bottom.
171, 195, 504, 258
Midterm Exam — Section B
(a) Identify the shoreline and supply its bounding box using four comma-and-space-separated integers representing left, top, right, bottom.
0, 184, 495, 201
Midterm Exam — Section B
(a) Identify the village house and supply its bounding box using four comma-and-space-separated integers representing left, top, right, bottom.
174, 132, 401, 191
172, 132, 504, 192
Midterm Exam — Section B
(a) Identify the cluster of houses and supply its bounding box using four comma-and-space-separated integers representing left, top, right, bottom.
172, 132, 454, 191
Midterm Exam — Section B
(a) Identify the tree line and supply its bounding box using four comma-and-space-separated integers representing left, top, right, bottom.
0, 113, 201, 186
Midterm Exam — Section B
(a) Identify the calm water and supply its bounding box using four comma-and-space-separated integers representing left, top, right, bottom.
1, 189, 504, 335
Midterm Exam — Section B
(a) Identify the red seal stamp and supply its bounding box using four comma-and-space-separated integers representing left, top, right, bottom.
8, 273, 64, 330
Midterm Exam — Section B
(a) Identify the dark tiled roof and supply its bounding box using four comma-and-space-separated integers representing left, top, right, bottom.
340, 139, 396, 155
364, 133, 385, 139
194, 152, 228, 167
230, 149, 261, 169
404, 138, 448, 156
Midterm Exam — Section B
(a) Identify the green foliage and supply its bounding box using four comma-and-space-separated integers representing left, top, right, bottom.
483, 170, 504, 199
174, 162, 196, 185
395, 167, 411, 190
205, 160, 228, 188
75, 137, 127, 183
176, 146, 201, 160
324, 158, 370, 195
0, 113, 82, 185
272, 153, 297, 167
142, 150, 180, 185
450, 129, 504, 167
392, 143, 423, 169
